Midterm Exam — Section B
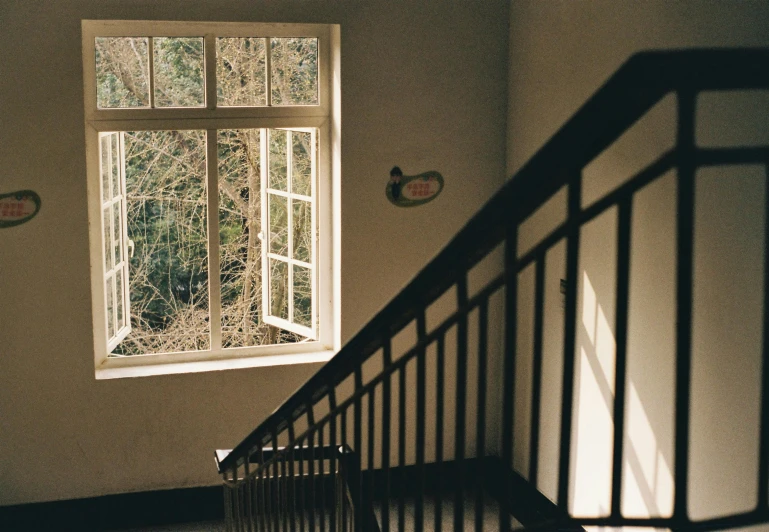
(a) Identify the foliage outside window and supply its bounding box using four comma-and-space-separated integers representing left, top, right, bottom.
83, 21, 337, 371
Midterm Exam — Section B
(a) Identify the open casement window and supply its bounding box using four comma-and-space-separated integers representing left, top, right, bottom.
261, 128, 317, 339
83, 21, 339, 375
99, 131, 131, 351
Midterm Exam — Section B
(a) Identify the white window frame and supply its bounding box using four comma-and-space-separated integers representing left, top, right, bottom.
82, 20, 341, 378
100, 131, 132, 352
261, 127, 318, 338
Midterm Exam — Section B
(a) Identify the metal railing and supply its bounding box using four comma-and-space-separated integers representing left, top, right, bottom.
217, 48, 769, 531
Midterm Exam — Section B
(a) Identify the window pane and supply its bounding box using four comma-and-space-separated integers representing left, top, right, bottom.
292, 131, 312, 196
293, 265, 312, 328
217, 38, 266, 107
268, 129, 288, 191
112, 130, 210, 355
269, 193, 288, 255
217, 129, 263, 348
116, 269, 124, 331
103, 207, 112, 272
101, 135, 111, 202
153, 37, 205, 108
293, 199, 311, 263
95, 37, 150, 108
270, 258, 289, 320
112, 202, 122, 264
270, 38, 318, 106
106, 275, 115, 338
111, 133, 120, 195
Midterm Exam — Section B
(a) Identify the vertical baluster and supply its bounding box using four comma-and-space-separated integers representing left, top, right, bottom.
455, 274, 469, 532
611, 198, 632, 518
759, 162, 769, 512
368, 383, 377, 531
258, 471, 263, 532
273, 429, 282, 532
308, 409, 316, 532
267, 445, 275, 532
254, 462, 261, 532
245, 453, 255, 532
267, 444, 273, 532
673, 90, 696, 524
341, 407, 348, 531
500, 223, 518, 531
529, 255, 546, 486
259, 446, 268, 532
382, 338, 393, 532
224, 471, 231, 531
288, 423, 297, 532
475, 298, 489, 532
282, 440, 289, 532
298, 436, 306, 532
231, 466, 240, 532
346, 435, 363, 532
436, 335, 445, 532
224, 476, 232, 532
335, 445, 343, 532
416, 310, 427, 532
354, 366, 364, 532
247, 465, 254, 532
329, 391, 338, 532
398, 364, 407, 532
558, 175, 581, 512
274, 452, 288, 532
229, 467, 238, 532
245, 470, 252, 532
319, 423, 326, 532
243, 465, 250, 532
230, 479, 237, 532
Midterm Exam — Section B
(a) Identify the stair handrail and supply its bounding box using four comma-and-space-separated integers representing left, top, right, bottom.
218, 48, 769, 472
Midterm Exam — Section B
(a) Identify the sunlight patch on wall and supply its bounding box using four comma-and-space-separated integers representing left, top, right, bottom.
574, 270, 673, 525
573, 270, 614, 518
573, 344, 614, 517
581, 270, 597, 346
622, 383, 674, 518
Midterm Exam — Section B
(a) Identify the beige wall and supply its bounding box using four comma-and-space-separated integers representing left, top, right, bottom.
508, 0, 769, 526
0, 0, 508, 505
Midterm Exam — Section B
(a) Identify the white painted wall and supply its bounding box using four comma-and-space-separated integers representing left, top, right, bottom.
0, 0, 508, 505
508, 0, 769, 526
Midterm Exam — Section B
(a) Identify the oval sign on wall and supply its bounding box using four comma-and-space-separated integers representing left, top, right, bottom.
0, 190, 41, 228
386, 170, 444, 207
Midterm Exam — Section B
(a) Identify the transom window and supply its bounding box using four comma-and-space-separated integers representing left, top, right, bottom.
82, 21, 339, 375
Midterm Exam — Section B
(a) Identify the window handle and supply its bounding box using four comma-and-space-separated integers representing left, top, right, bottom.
128, 239, 135, 258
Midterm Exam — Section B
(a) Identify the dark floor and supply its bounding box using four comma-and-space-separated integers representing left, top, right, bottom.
113, 494, 517, 531
109, 521, 226, 532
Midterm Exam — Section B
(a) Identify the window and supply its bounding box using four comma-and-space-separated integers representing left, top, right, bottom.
82, 21, 340, 376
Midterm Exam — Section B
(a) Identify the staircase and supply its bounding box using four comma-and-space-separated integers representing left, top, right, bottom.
216, 49, 769, 531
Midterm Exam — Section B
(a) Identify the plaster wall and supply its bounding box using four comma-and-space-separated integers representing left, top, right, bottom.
508, 0, 769, 524
0, 0, 508, 505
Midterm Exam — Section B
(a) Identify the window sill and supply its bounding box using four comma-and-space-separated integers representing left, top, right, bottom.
95, 347, 336, 380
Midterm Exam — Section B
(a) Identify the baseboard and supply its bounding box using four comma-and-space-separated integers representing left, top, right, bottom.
0, 485, 223, 532
0, 456, 579, 531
